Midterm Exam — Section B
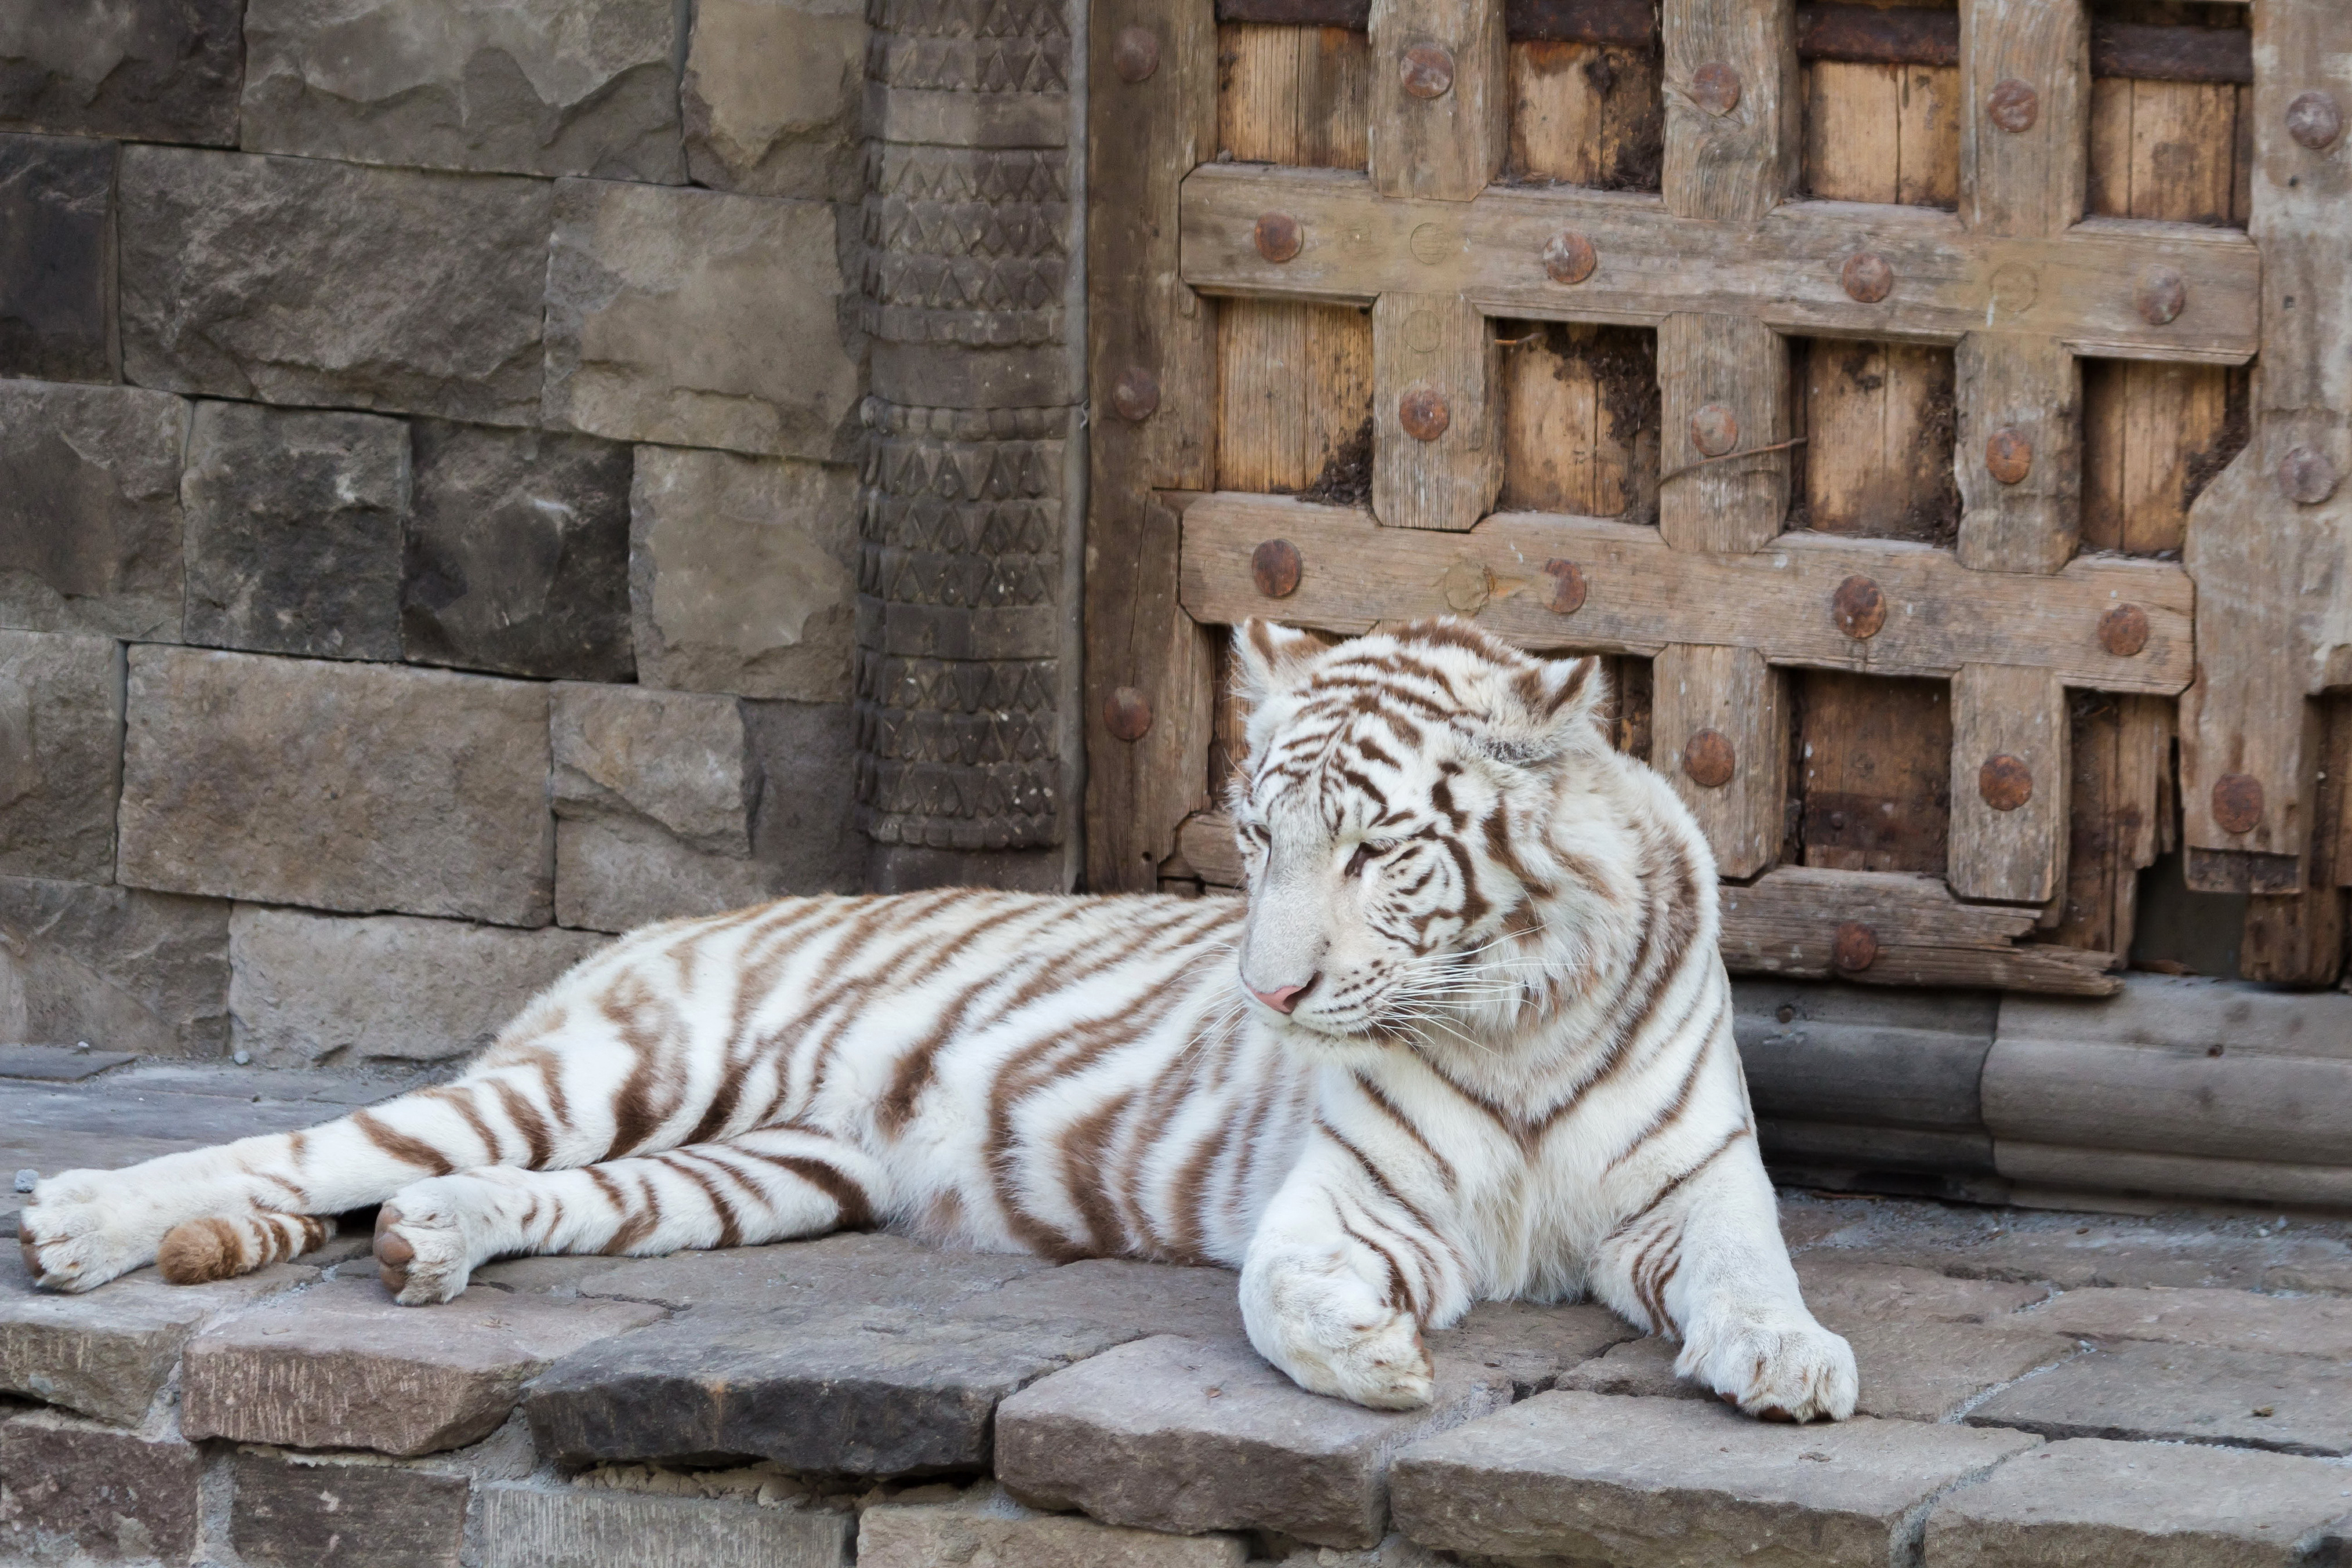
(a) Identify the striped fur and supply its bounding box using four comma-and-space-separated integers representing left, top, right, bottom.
20, 618, 1855, 1418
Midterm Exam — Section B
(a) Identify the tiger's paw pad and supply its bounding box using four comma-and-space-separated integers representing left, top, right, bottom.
17, 1173, 159, 1293
1682, 1317, 1858, 1423
372, 1189, 485, 1306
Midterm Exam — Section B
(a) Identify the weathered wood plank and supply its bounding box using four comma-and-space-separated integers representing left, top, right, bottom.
1959, 0, 2089, 239
1368, 0, 1506, 201
1663, 0, 1799, 224
1804, 59, 1960, 211
1370, 292, 1502, 530
1955, 332, 2081, 573
1499, 322, 1657, 519
1653, 643, 1788, 877
1507, 40, 1664, 190
1657, 313, 1788, 553
1178, 492, 2196, 691
1216, 301, 1375, 493
1178, 164, 2261, 362
1219, 21, 1372, 168
1948, 664, 2070, 903
2237, 696, 2349, 985
1797, 673, 1952, 874
1797, 340, 1959, 544
2052, 692, 2170, 956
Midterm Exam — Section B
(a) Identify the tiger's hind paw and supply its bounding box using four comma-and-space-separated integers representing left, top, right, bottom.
18, 1173, 163, 1293
373, 1178, 502, 1304
1680, 1315, 1858, 1423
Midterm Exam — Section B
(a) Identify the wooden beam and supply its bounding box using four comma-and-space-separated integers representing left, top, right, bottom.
1960, 0, 2090, 240
1948, 664, 2070, 904
1663, 0, 1799, 224
1371, 292, 1502, 531
1178, 164, 2261, 364
1658, 312, 1788, 553
1955, 333, 2082, 573
1367, 0, 1506, 201
1654, 643, 1788, 877
1177, 492, 2196, 692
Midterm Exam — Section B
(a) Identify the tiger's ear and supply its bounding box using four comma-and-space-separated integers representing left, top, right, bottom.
1231, 620, 1322, 706
1491, 654, 1610, 760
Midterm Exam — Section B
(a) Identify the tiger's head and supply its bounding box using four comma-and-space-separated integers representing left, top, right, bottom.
1228, 616, 1623, 1055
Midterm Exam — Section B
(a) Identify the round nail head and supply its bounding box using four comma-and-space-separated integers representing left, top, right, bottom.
1542, 231, 1597, 286
1110, 367, 1159, 422
1103, 686, 1153, 742
1542, 559, 1587, 615
1988, 78, 2038, 132
1111, 26, 1160, 82
1690, 402, 1739, 458
2279, 445, 2340, 505
1251, 539, 1303, 599
1986, 426, 2033, 485
1682, 729, 1736, 789
2213, 772, 2265, 835
1832, 922, 1879, 974
1253, 211, 1303, 264
1840, 252, 1893, 304
2135, 266, 2186, 327
1691, 62, 1741, 116
2287, 90, 2343, 151
1979, 754, 2034, 812
2098, 603, 2150, 658
1830, 574, 1887, 640
1400, 42, 1455, 99
1399, 386, 1451, 443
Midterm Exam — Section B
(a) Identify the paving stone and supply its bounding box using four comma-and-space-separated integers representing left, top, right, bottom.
683, 0, 865, 200
0, 134, 111, 383
0, 876, 230, 1060
1924, 1437, 2352, 1567
229, 906, 607, 1068
629, 446, 858, 701
985, 1260, 1250, 1346
182, 401, 410, 661
120, 148, 551, 426
240, 0, 684, 181
0, 1045, 134, 1081
545, 181, 861, 461
0, 380, 185, 639
2025, 1286, 2352, 1360
861, 1497, 1248, 1568
1390, 1389, 2041, 1568
0, 0, 242, 143
185, 1276, 663, 1456
996, 1334, 1512, 1551
1967, 1340, 2352, 1455
231, 1452, 469, 1568
402, 422, 635, 682
481, 1482, 851, 1568
117, 647, 555, 927
1796, 1257, 2049, 1329
0, 631, 120, 882
0, 1407, 202, 1562
1422, 1299, 1640, 1399
477, 1230, 1053, 1307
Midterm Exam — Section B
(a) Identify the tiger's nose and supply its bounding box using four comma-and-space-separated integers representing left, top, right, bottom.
1250, 974, 1319, 1014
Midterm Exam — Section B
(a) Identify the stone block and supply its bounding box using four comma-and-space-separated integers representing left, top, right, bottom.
229, 907, 608, 1067
683, 0, 865, 200
0, 380, 184, 639
117, 647, 555, 926
480, 1483, 852, 1568
985, 1260, 1249, 1346
230, 1453, 468, 1568
0, 876, 230, 1059
0, 133, 111, 383
1924, 1437, 2352, 1567
544, 181, 861, 460
184, 1276, 663, 1456
1391, 1390, 2042, 1567
995, 1335, 1512, 1550
1796, 1257, 2048, 1330
0, 1044, 134, 1080
861, 1498, 1248, 1568
402, 422, 635, 682
2026, 1285, 2352, 1360
1967, 1340, 2352, 1455
629, 447, 857, 700
554, 816, 783, 933
240, 0, 684, 181
1423, 1299, 1641, 1399
555, 684, 754, 851
0, 1408, 202, 1562
120, 148, 549, 425
743, 698, 864, 891
0, 0, 241, 143
182, 401, 409, 661
0, 631, 120, 881
479, 1229, 1053, 1309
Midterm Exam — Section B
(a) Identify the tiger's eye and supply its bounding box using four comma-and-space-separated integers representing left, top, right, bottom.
1346, 844, 1377, 877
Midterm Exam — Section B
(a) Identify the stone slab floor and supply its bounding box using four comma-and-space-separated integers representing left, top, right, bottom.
4, 1051, 2350, 1567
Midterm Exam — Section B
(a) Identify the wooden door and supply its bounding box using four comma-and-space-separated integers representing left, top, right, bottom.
1084, 0, 2352, 994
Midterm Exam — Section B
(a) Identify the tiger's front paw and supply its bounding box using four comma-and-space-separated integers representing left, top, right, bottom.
1245, 1256, 1436, 1411
1292, 1303, 1436, 1411
18, 1172, 163, 1293
373, 1177, 500, 1304
1680, 1314, 1858, 1423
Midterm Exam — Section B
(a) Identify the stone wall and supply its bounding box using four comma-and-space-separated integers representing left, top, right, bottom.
0, 0, 884, 1068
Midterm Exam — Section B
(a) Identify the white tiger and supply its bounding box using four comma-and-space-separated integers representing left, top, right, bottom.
20, 617, 1857, 1419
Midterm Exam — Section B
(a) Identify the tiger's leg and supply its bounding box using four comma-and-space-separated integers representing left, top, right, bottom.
371, 1125, 886, 1304
1238, 1134, 1471, 1411
1590, 1129, 1857, 1422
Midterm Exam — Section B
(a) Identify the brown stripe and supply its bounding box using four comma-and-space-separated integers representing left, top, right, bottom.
766, 1153, 873, 1230
351, 1110, 456, 1176
656, 1153, 744, 1249
491, 1078, 555, 1168
1353, 1072, 1458, 1191
1605, 1127, 1753, 1246
1339, 1215, 1413, 1314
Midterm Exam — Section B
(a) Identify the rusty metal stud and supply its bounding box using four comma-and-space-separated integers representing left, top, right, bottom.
1542, 231, 1597, 286
1542, 559, 1587, 615
1690, 61, 1740, 116
1840, 253, 1893, 304
1109, 367, 1159, 422
1985, 426, 2033, 485
1830, 574, 1886, 640
1400, 42, 1454, 99
1399, 386, 1451, 443
1253, 211, 1303, 264
2135, 266, 2186, 327
2213, 773, 2265, 835
2287, 90, 2344, 151
1979, 754, 2034, 812
1111, 26, 1160, 82
1682, 729, 1736, 789
2098, 603, 2150, 658
1251, 538, 1302, 599
1689, 402, 1738, 458
1103, 686, 1153, 742
2279, 445, 2340, 505
1832, 922, 1878, 974
1987, 78, 2038, 132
